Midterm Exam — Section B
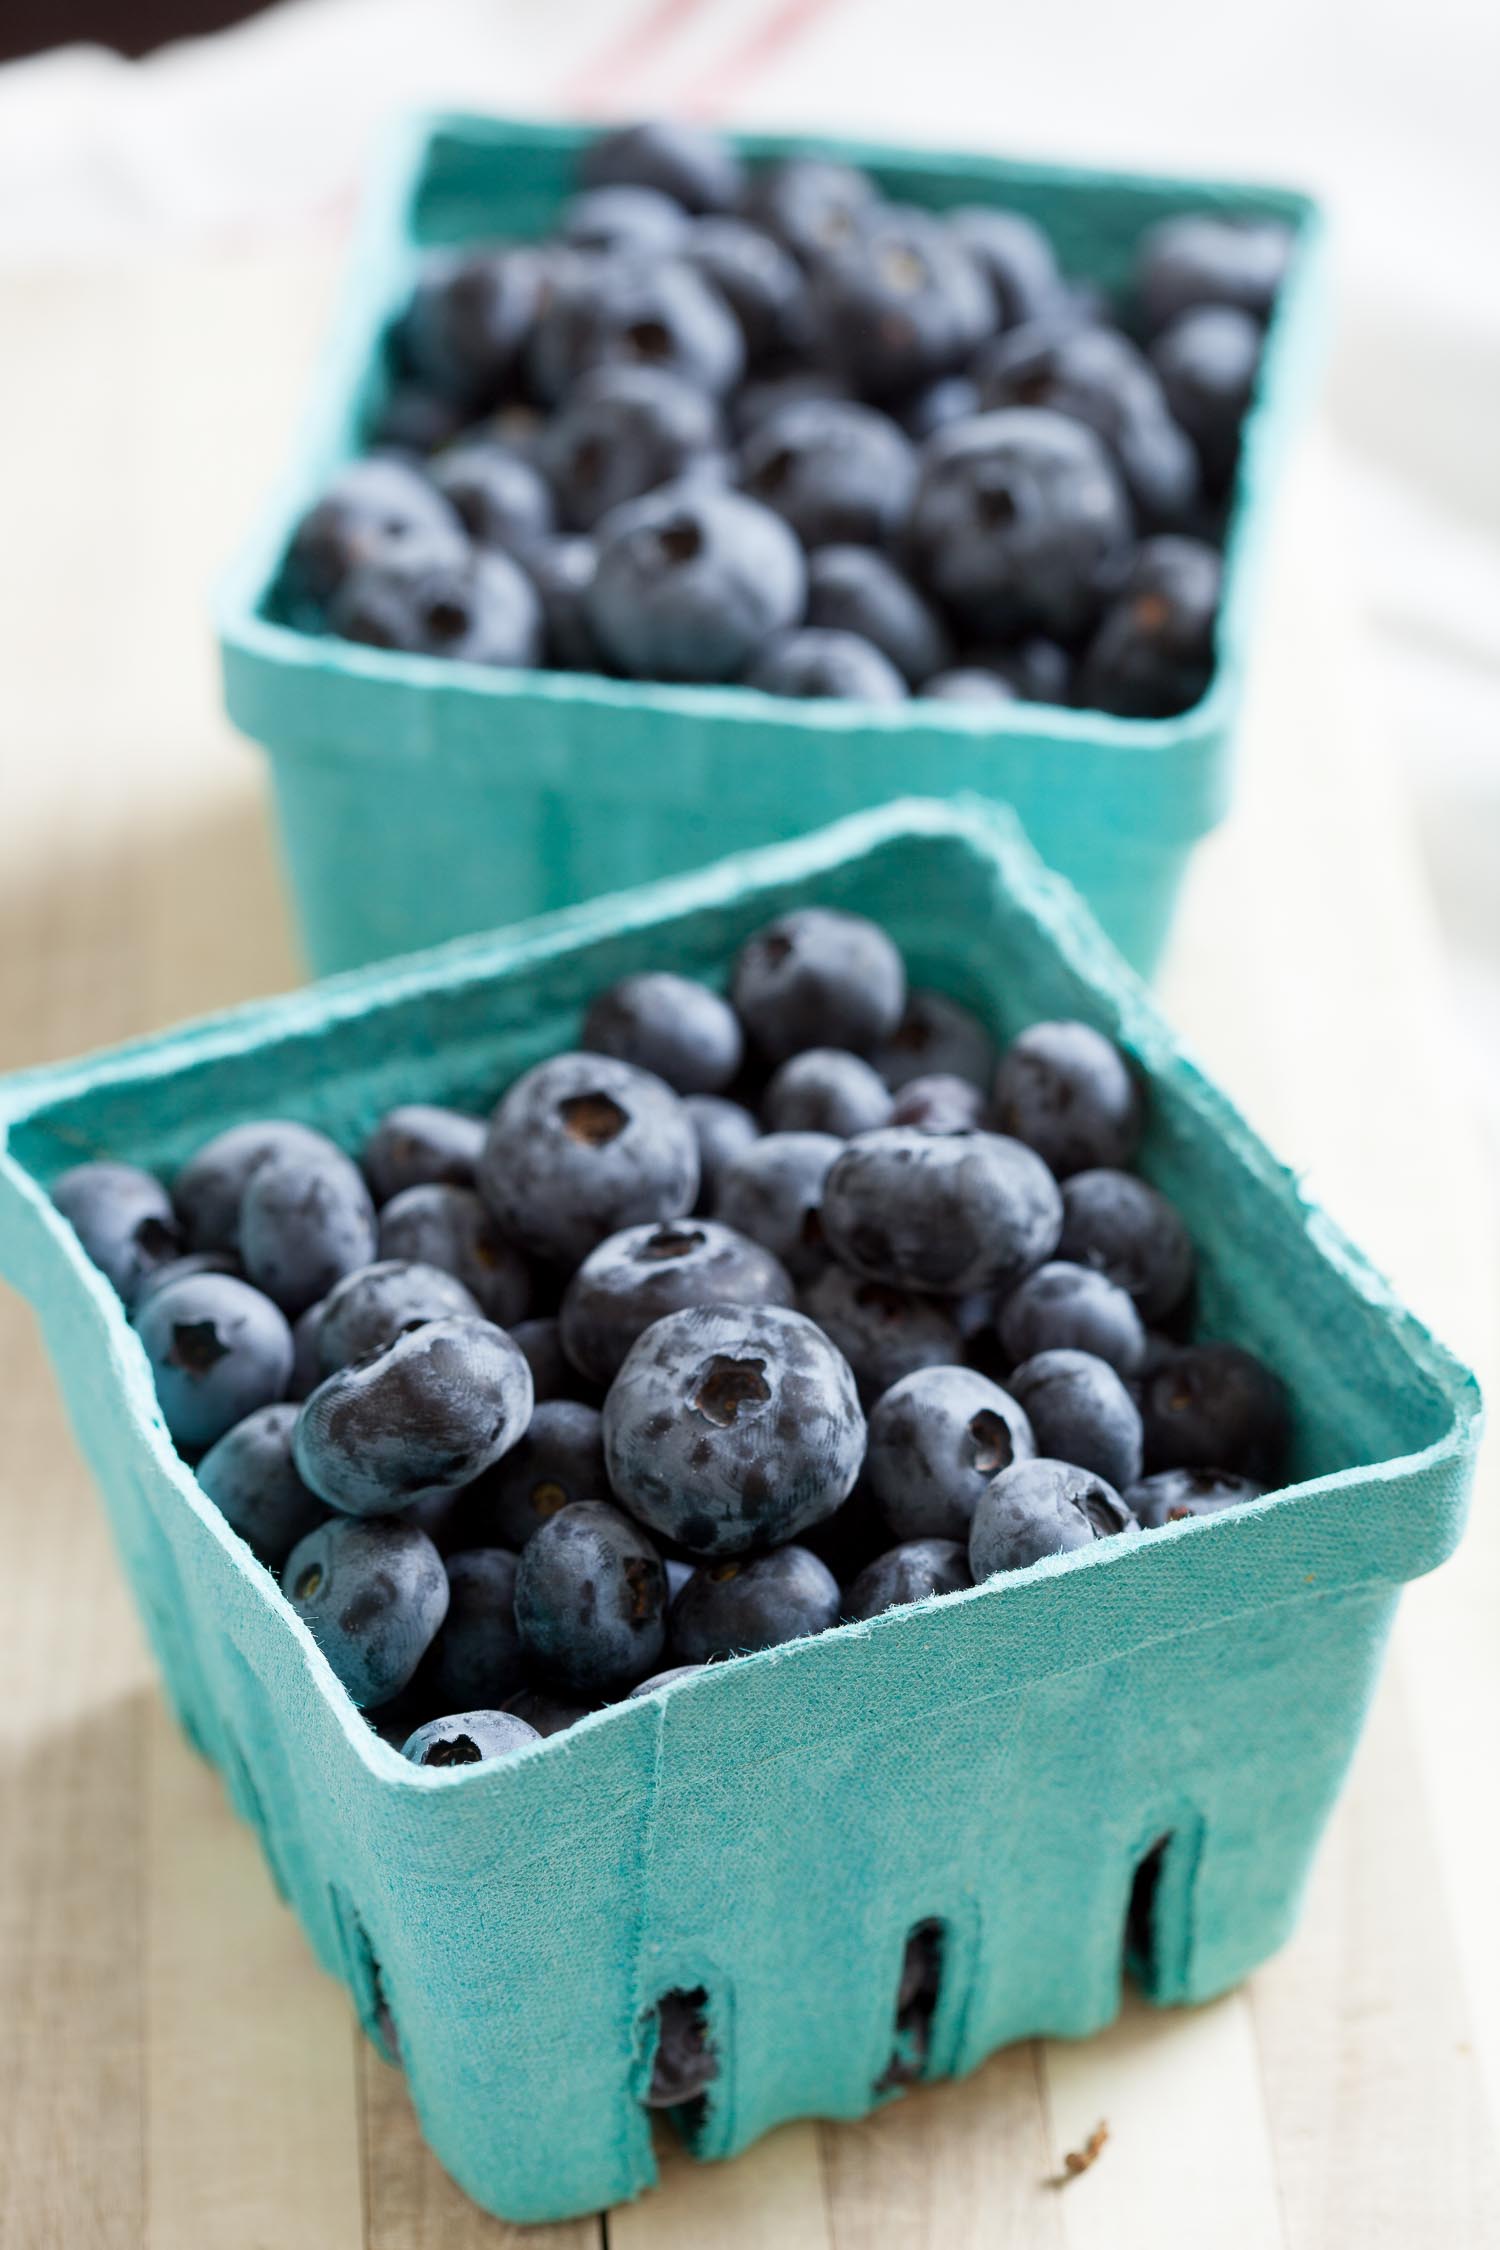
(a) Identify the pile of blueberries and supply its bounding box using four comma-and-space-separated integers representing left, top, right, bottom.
53, 904, 1288, 1791
282, 119, 1293, 717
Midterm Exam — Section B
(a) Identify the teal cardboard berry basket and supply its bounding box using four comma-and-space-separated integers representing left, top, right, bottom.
0, 799, 1472, 2226
217, 113, 1327, 980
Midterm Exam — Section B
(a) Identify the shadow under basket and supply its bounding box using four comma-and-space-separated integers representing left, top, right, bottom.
217, 111, 1328, 980
0, 798, 1477, 2225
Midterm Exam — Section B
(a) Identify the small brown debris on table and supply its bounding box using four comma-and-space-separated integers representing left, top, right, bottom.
1050, 2119, 1109, 2186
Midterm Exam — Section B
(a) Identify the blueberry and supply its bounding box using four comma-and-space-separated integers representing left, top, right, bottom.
429, 441, 555, 554
196, 1402, 326, 1566
743, 157, 878, 264
645, 1986, 719, 2108
677, 216, 807, 364
809, 207, 993, 397
797, 1477, 891, 1582
283, 1515, 448, 1708
561, 1219, 794, 1387
586, 481, 805, 682
514, 1499, 666, 1693
582, 970, 744, 1095
541, 365, 722, 533
288, 1300, 327, 1401
627, 1663, 706, 1698
1150, 306, 1261, 489
376, 1183, 532, 1327
1125, 1465, 1263, 1528
804, 546, 953, 685
745, 627, 908, 702
740, 398, 917, 549
330, 544, 544, 669
478, 1051, 698, 1268
402, 1707, 539, 1767
998, 1261, 1146, 1378
367, 383, 466, 458
889, 1075, 985, 1134
52, 1160, 182, 1306
671, 1545, 839, 1660
461, 1399, 608, 1551
1134, 215, 1293, 334
314, 1259, 481, 1375
799, 1265, 963, 1405
409, 1548, 524, 1710
731, 367, 852, 440
523, 533, 603, 669
920, 667, 1017, 703
361, 1104, 486, 1204
173, 1120, 348, 1254
294, 1316, 533, 1516
846, 1537, 971, 1620
762, 1048, 893, 1138
991, 1018, 1142, 1178
907, 408, 1133, 641
602, 1303, 864, 1557
579, 121, 744, 216
508, 1317, 582, 1404
1078, 535, 1221, 718
975, 320, 1199, 528
899, 374, 981, 442
684, 1095, 759, 1214
238, 1143, 377, 1319
400, 244, 550, 410
1007, 1348, 1143, 1488
982, 635, 1073, 703
947, 207, 1065, 328
863, 1363, 1035, 1541
969, 1455, 1133, 1577
732, 908, 905, 1062
1140, 1341, 1288, 1480
713, 1130, 841, 1281
528, 258, 744, 407
874, 990, 996, 1092
503, 1685, 593, 1737
1058, 1168, 1195, 1322
135, 1272, 293, 1451
133, 1250, 243, 1305
285, 457, 465, 609
821, 1128, 1062, 1295
560, 184, 691, 257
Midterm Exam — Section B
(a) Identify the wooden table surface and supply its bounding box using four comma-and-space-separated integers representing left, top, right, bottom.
1, 235, 1496, 2250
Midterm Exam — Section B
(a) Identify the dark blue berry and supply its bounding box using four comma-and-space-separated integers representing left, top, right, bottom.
314, 1259, 481, 1375
560, 184, 691, 257
376, 1183, 533, 1328
410, 1548, 525, 1711
731, 367, 852, 440
586, 481, 805, 682
809, 207, 992, 397
400, 245, 550, 410
863, 1363, 1035, 1541
732, 908, 905, 1062
560, 1218, 794, 1387
713, 1130, 841, 1281
503, 1685, 593, 1737
367, 383, 466, 457
1058, 1168, 1195, 1322
804, 546, 953, 685
1150, 306, 1261, 489
1140, 1342, 1288, 1480
1007, 1348, 1143, 1488
745, 627, 908, 702
135, 1272, 292, 1450
670, 1545, 839, 1660
1126, 1465, 1263, 1528
874, 990, 996, 1092
284, 1514, 449, 1707
920, 667, 1017, 703
402, 1707, 539, 1767
286, 457, 465, 608
889, 1075, 985, 1134
947, 206, 1065, 328
528, 259, 744, 407
514, 1499, 667, 1694
579, 122, 744, 216
845, 1537, 970, 1620
799, 1265, 963, 1405
602, 1303, 864, 1557
52, 1160, 182, 1306
680, 217, 808, 362
524, 533, 603, 669
821, 1127, 1062, 1295
684, 1095, 759, 1214
429, 441, 555, 553
238, 1143, 377, 1318
907, 408, 1132, 641
991, 1019, 1142, 1178
582, 970, 743, 1095
361, 1105, 486, 1204
969, 1455, 1133, 1576
743, 158, 878, 264
627, 1663, 705, 1698
740, 397, 917, 548
1078, 536, 1221, 718
541, 365, 721, 533
330, 545, 543, 669
196, 1402, 325, 1566
762, 1049, 893, 1137
997, 1261, 1146, 1377
507, 1317, 583, 1404
461, 1399, 609, 1550
173, 1120, 347, 1253
1134, 215, 1292, 334
478, 1051, 698, 1268
899, 374, 981, 442
982, 635, 1073, 703
134, 1250, 242, 1305
294, 1316, 533, 1516
975, 320, 1199, 528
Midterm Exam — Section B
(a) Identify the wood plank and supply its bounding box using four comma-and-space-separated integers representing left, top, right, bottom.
608, 2120, 832, 2250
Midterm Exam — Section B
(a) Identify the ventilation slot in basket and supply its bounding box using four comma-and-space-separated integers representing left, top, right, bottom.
329, 1888, 400, 2065
641, 1986, 718, 2149
876, 1918, 946, 2094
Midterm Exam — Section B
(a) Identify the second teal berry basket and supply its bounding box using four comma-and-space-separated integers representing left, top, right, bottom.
218, 113, 1327, 979
0, 799, 1477, 2225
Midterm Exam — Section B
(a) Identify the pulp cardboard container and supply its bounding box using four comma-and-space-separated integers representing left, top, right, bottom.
0, 799, 1471, 2227
218, 114, 1326, 979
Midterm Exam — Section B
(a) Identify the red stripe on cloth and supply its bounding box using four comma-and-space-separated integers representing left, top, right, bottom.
560, 0, 711, 115
678, 0, 851, 119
